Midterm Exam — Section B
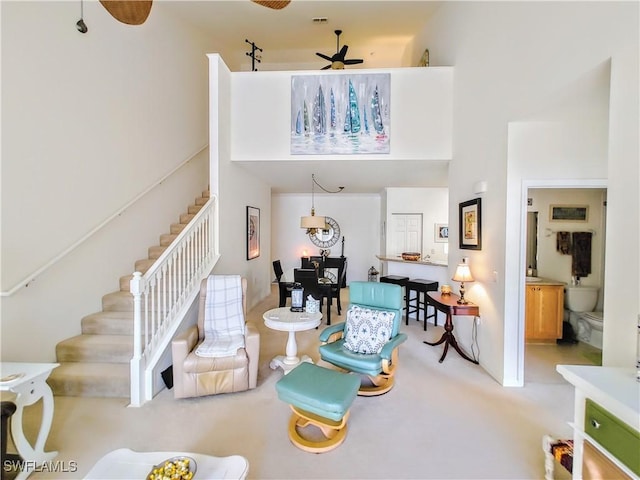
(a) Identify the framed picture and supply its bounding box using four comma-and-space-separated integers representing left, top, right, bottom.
246, 206, 260, 260
459, 198, 482, 250
435, 223, 449, 243
550, 204, 589, 222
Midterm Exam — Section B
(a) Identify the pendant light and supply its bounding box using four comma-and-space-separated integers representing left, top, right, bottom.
301, 174, 326, 234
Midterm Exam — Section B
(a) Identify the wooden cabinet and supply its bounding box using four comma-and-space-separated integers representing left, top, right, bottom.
525, 284, 564, 342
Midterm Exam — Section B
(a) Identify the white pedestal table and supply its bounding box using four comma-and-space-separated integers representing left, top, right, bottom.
263, 307, 322, 374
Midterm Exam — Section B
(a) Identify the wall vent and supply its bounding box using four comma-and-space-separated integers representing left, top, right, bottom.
312, 17, 328, 23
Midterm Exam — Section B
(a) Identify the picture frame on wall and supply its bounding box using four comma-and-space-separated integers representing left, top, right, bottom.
459, 198, 482, 250
246, 206, 260, 260
435, 223, 449, 243
549, 204, 589, 222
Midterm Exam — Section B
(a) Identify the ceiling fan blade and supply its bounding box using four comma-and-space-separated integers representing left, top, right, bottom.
251, 0, 291, 9
344, 59, 364, 65
338, 45, 349, 59
316, 52, 333, 62
321, 64, 332, 70
99, 0, 153, 25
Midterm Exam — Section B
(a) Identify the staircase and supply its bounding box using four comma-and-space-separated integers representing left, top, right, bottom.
48, 190, 210, 398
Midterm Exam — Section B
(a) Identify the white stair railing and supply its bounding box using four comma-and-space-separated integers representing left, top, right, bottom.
129, 195, 219, 406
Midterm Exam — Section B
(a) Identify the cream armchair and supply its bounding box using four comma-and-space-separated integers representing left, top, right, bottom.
171, 276, 260, 399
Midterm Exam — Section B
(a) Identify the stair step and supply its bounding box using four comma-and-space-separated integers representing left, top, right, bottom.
170, 223, 186, 235
180, 213, 195, 224
56, 334, 133, 363
102, 291, 133, 312
48, 362, 130, 398
82, 311, 134, 335
148, 245, 168, 259
135, 258, 155, 273
52, 189, 209, 400
159, 233, 178, 246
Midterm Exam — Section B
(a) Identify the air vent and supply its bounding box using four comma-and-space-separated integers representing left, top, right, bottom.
312, 17, 328, 24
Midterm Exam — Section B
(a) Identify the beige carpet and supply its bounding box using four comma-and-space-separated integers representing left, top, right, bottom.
12, 284, 598, 480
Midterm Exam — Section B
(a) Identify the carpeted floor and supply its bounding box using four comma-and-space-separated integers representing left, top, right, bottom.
9, 285, 600, 480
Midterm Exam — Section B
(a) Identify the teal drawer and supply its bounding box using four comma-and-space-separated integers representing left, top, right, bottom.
585, 399, 640, 476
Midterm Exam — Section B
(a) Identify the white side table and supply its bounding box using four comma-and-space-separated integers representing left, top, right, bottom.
263, 307, 322, 374
0, 362, 59, 480
84, 448, 249, 479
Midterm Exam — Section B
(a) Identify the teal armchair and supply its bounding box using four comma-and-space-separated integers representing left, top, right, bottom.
319, 281, 407, 396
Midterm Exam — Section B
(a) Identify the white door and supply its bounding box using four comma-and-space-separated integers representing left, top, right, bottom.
390, 214, 422, 255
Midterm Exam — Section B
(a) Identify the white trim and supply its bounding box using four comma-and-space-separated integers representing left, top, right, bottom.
513, 178, 607, 386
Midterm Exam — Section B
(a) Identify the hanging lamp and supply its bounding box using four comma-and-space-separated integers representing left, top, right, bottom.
301, 174, 326, 234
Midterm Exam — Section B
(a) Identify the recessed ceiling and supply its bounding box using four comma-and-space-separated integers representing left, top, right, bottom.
155, 1, 446, 194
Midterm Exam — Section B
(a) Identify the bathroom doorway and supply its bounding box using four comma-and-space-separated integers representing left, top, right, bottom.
523, 185, 607, 383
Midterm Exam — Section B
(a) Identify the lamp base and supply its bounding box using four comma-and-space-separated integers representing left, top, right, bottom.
456, 297, 469, 305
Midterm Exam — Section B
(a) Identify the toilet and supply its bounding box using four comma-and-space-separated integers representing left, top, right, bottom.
565, 285, 603, 349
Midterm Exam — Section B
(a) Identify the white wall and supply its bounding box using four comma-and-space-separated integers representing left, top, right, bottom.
208, 55, 273, 311
1, 2, 214, 361
272, 193, 381, 284
416, 1, 639, 383
230, 67, 453, 161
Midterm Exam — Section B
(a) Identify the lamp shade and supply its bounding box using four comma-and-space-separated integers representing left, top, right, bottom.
452, 262, 474, 283
301, 215, 326, 229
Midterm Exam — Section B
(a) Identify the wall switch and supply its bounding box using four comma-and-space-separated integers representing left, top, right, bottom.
493, 270, 498, 283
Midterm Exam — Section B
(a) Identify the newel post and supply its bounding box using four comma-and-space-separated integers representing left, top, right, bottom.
129, 271, 144, 407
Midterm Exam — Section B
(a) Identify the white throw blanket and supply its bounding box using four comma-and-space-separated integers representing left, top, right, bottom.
195, 275, 246, 358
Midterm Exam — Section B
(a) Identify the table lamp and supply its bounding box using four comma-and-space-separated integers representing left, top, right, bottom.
452, 258, 474, 304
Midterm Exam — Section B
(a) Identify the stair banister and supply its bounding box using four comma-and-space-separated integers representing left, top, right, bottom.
129, 194, 218, 407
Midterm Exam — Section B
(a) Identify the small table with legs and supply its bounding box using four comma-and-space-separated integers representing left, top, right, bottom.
423, 292, 479, 364
263, 307, 322, 374
0, 362, 60, 480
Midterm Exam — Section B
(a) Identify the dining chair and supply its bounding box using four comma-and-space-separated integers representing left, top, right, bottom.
301, 256, 325, 278
273, 260, 293, 307
324, 257, 347, 315
294, 268, 332, 324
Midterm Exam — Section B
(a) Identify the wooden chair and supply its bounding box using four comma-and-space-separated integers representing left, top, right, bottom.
294, 268, 332, 324
273, 260, 293, 307
324, 257, 347, 315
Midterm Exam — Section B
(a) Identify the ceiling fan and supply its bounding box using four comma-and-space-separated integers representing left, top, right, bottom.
316, 30, 364, 70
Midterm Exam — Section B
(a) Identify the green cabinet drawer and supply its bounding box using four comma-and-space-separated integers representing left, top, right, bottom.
585, 399, 640, 476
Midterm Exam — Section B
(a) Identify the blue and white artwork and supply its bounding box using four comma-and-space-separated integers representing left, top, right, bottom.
291, 73, 390, 155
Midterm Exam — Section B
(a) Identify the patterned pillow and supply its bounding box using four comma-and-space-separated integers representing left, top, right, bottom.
343, 306, 395, 354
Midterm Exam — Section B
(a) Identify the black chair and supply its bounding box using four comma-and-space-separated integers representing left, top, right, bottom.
273, 260, 294, 307
301, 256, 325, 277
325, 257, 347, 315
294, 268, 332, 325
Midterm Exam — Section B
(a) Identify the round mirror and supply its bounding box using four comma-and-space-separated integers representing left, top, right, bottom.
309, 216, 340, 248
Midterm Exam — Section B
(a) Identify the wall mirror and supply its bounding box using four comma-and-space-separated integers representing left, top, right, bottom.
526, 212, 538, 273
309, 216, 340, 248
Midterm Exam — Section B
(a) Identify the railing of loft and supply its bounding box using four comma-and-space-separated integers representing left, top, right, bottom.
129, 195, 218, 407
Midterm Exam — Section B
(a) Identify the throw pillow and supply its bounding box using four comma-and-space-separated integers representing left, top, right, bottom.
343, 306, 395, 354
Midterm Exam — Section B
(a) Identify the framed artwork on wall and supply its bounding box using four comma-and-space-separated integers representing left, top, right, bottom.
246, 206, 260, 260
435, 223, 448, 243
290, 73, 390, 155
549, 204, 589, 222
459, 198, 482, 250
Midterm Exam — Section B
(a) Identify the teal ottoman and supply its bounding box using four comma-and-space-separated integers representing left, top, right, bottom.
275, 362, 360, 453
